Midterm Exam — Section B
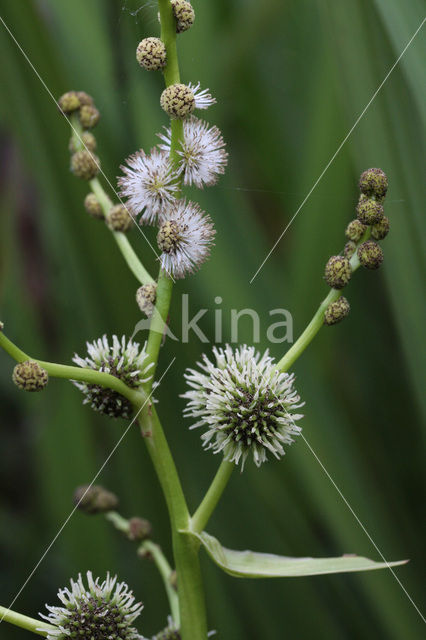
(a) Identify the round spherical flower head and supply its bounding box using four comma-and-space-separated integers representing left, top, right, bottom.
158, 116, 228, 188
324, 255, 352, 289
12, 360, 48, 392
359, 167, 388, 199
71, 150, 100, 180
118, 148, 179, 224
107, 204, 134, 232
84, 193, 103, 219
74, 484, 119, 515
160, 82, 216, 119
344, 241, 356, 259
356, 195, 384, 226
345, 219, 366, 242
79, 104, 101, 129
58, 90, 80, 114
357, 240, 384, 270
136, 283, 157, 317
72, 335, 152, 419
136, 37, 167, 70
371, 215, 390, 241
324, 296, 350, 326
69, 131, 97, 153
157, 199, 215, 279
171, 0, 195, 33
182, 345, 304, 470
39, 571, 144, 640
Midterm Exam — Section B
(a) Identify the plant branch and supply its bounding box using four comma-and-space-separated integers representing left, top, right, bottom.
140, 540, 180, 626
191, 460, 234, 534
0, 606, 54, 636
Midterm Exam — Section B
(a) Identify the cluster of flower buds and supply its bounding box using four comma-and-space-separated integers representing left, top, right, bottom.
323, 168, 389, 326
74, 484, 119, 514
120, 1, 228, 317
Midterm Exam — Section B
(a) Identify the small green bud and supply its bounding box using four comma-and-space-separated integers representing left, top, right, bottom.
136, 37, 167, 71
153, 626, 181, 640
345, 219, 366, 242
69, 131, 97, 154
344, 241, 356, 259
79, 104, 100, 129
106, 204, 133, 232
157, 220, 181, 252
171, 0, 195, 33
12, 360, 48, 392
371, 215, 390, 241
359, 167, 388, 199
136, 283, 157, 317
356, 196, 384, 225
58, 90, 80, 114
128, 517, 152, 541
160, 83, 195, 119
73, 484, 119, 514
324, 297, 350, 326
84, 193, 104, 219
70, 150, 100, 180
76, 91, 94, 106
324, 255, 352, 289
357, 240, 384, 270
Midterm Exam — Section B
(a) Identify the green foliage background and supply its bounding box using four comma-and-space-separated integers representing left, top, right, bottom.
0, 1, 424, 638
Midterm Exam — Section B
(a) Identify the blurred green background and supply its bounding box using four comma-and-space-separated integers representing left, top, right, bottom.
0, 1, 425, 638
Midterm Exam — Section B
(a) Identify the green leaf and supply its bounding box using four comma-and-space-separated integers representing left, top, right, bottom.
185, 531, 407, 579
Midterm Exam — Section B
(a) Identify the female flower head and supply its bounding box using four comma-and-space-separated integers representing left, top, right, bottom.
182, 345, 303, 470
158, 117, 228, 188
72, 335, 152, 419
157, 199, 215, 279
160, 82, 216, 119
118, 148, 179, 224
39, 571, 144, 640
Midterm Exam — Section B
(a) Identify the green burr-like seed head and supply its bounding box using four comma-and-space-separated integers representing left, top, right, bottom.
136, 37, 167, 70
79, 104, 100, 129
324, 255, 352, 289
371, 215, 390, 241
359, 167, 388, 199
73, 484, 119, 514
69, 131, 97, 154
12, 360, 48, 392
324, 297, 350, 326
171, 0, 195, 33
160, 83, 195, 119
84, 193, 104, 219
58, 90, 80, 114
345, 219, 366, 242
70, 150, 100, 180
136, 283, 157, 317
356, 195, 384, 225
107, 204, 133, 232
357, 240, 384, 270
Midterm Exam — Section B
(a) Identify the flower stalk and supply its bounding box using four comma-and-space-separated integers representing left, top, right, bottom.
0, 606, 54, 637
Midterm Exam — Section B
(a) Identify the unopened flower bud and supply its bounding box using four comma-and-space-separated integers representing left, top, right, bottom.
79, 104, 100, 129
107, 204, 133, 232
12, 361, 48, 392
160, 83, 195, 119
71, 150, 100, 180
136, 283, 157, 317
371, 215, 390, 241
73, 484, 119, 514
128, 517, 152, 541
356, 196, 384, 225
359, 167, 388, 199
136, 37, 167, 71
58, 91, 80, 114
357, 240, 384, 270
84, 193, 104, 219
69, 131, 97, 154
324, 297, 350, 326
171, 0, 195, 33
76, 91, 94, 106
324, 255, 352, 289
345, 219, 366, 242
344, 241, 356, 259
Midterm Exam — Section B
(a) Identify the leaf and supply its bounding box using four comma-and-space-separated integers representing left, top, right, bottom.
185, 531, 407, 579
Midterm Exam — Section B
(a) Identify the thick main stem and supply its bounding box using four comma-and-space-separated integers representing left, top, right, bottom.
0, 605, 54, 636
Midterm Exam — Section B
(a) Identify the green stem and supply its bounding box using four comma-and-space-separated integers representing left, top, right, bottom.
140, 540, 180, 627
105, 510, 130, 534
191, 460, 234, 534
0, 331, 144, 406
139, 406, 208, 639
145, 269, 174, 388
277, 231, 370, 373
0, 606, 54, 636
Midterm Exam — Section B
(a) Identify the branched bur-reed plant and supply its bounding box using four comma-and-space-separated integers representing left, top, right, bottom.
0, 2, 406, 639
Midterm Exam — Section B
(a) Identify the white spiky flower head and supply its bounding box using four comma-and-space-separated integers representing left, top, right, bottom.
72, 335, 152, 419
118, 148, 179, 224
156, 199, 215, 279
182, 345, 304, 470
39, 571, 144, 640
158, 117, 228, 188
